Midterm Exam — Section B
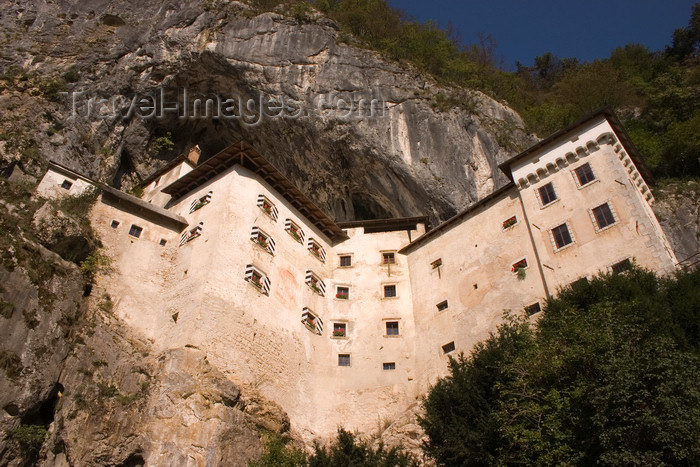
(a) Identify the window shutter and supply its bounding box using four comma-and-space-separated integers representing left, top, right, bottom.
250, 226, 260, 241
267, 237, 276, 255
305, 270, 313, 284
271, 205, 279, 221
189, 198, 199, 213
256, 194, 264, 207
318, 279, 326, 296
285, 218, 292, 230
179, 231, 190, 245
262, 276, 271, 296
298, 227, 305, 244
244, 264, 254, 281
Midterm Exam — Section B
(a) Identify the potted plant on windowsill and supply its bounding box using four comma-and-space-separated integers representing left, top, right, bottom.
255, 235, 268, 248
336, 293, 348, 300
289, 229, 301, 242
332, 329, 346, 337
310, 282, 322, 294
502, 216, 517, 229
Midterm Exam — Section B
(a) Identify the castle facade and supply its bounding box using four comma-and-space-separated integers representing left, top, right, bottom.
37, 109, 678, 439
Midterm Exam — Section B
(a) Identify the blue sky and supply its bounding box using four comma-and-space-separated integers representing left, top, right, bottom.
386, 1, 698, 69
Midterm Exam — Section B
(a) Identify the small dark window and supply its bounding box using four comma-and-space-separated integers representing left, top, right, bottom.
593, 203, 616, 230
386, 321, 399, 336
128, 225, 143, 238
336, 286, 349, 300
574, 163, 596, 186
525, 302, 541, 316
110, 220, 120, 228
552, 223, 573, 249
383, 362, 396, 370
382, 252, 395, 264
436, 300, 448, 311
383, 285, 397, 298
442, 341, 455, 354
611, 258, 632, 275
332, 323, 347, 337
340, 255, 352, 267
61, 180, 73, 190
338, 354, 351, 366
538, 183, 557, 206
159, 239, 167, 246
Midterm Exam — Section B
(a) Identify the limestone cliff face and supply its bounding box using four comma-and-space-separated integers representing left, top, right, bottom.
0, 0, 534, 224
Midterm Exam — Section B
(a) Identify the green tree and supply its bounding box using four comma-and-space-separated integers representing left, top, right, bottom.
420, 267, 700, 466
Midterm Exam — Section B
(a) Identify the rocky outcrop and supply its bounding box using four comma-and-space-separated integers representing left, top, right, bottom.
0, 0, 534, 225
653, 181, 700, 267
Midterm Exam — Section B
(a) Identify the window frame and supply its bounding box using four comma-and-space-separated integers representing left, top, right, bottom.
338, 354, 351, 367
536, 182, 558, 208
442, 341, 455, 354
436, 300, 449, 312
244, 263, 271, 296
180, 222, 203, 246
590, 202, 618, 232
385, 321, 400, 337
382, 362, 396, 370
525, 302, 542, 316
572, 162, 597, 188
381, 251, 396, 265
307, 238, 327, 263
250, 226, 276, 255
285, 218, 305, 245
305, 271, 326, 296
610, 258, 632, 275
110, 220, 120, 229
128, 224, 143, 238
550, 222, 575, 252
339, 254, 352, 268
335, 285, 350, 300
256, 194, 279, 221
383, 284, 397, 299
332, 322, 347, 338
301, 307, 323, 335
61, 179, 73, 190
502, 215, 518, 231
190, 191, 213, 213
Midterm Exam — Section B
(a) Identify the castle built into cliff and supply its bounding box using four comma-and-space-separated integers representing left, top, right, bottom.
37, 108, 678, 439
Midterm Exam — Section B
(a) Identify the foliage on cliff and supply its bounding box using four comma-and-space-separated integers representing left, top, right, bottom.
251, 428, 419, 466
419, 266, 700, 466
250, 0, 700, 179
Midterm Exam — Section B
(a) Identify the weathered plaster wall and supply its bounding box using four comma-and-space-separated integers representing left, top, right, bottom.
405, 189, 546, 390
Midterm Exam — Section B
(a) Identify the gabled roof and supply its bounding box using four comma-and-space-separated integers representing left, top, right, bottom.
498, 107, 655, 186
161, 141, 349, 243
46, 161, 188, 230
398, 182, 516, 254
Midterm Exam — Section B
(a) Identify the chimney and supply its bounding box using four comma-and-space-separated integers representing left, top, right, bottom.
187, 145, 201, 166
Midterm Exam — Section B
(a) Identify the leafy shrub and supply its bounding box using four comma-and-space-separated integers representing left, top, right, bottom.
9, 424, 48, 453
421, 266, 700, 465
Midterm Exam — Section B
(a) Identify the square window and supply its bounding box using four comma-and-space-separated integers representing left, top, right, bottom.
110, 220, 120, 229
592, 203, 616, 230
538, 183, 557, 206
336, 286, 349, 300
442, 341, 455, 354
611, 258, 632, 275
525, 302, 541, 316
431, 258, 442, 269
574, 163, 596, 186
436, 300, 448, 311
128, 224, 143, 238
382, 252, 395, 264
338, 354, 351, 366
386, 321, 399, 336
551, 223, 573, 250
383, 362, 396, 370
339, 255, 352, 267
383, 285, 397, 298
512, 258, 528, 272
332, 322, 347, 337
257, 195, 278, 220
285, 219, 305, 244
61, 180, 73, 190
159, 239, 167, 246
